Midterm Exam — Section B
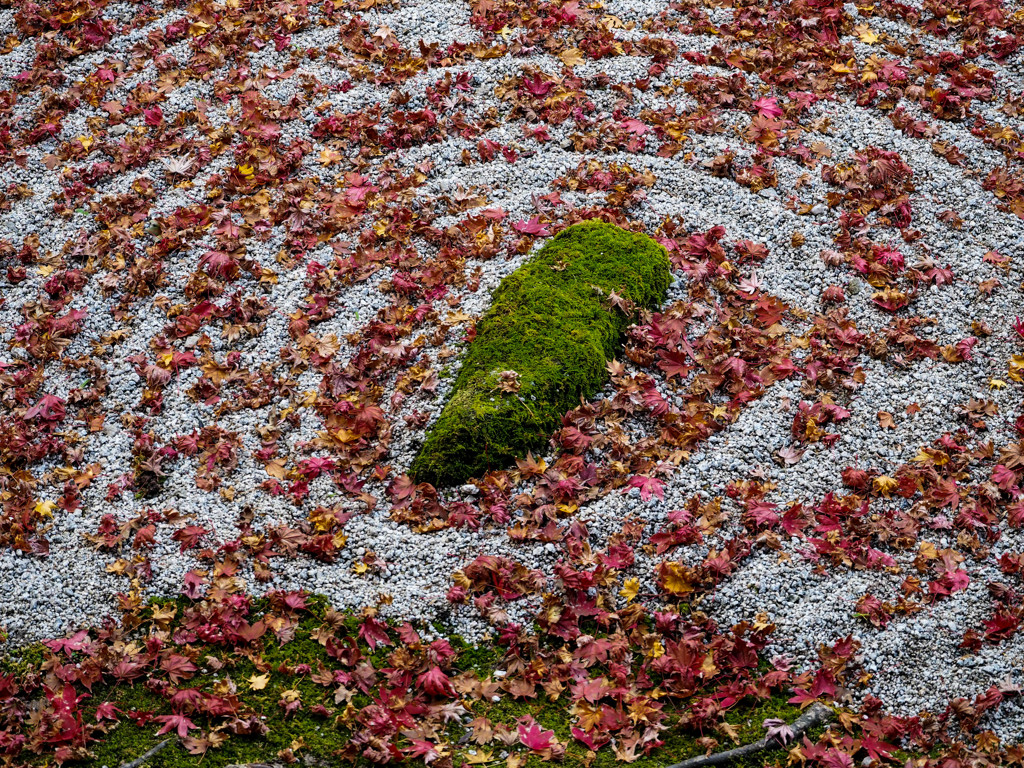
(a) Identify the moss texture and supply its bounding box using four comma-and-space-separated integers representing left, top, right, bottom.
410, 220, 671, 486
0, 599, 813, 768
74, 597, 409, 768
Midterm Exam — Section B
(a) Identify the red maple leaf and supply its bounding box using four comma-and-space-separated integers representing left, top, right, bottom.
657, 349, 692, 380
860, 735, 895, 762
358, 617, 391, 651
522, 73, 552, 96
160, 654, 197, 684
417, 666, 455, 697
199, 250, 239, 279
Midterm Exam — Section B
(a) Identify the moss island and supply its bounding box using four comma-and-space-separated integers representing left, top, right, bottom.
411, 220, 672, 486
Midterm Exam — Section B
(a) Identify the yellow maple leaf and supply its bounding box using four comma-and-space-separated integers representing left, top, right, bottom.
265, 459, 288, 479
620, 577, 640, 603
463, 751, 494, 765
872, 475, 897, 497
238, 164, 255, 178
855, 24, 879, 43
559, 47, 585, 67
701, 653, 719, 677
34, 499, 55, 519
150, 603, 177, 624
1008, 355, 1024, 382
319, 148, 342, 166
446, 310, 472, 323
658, 561, 695, 596
248, 673, 270, 691
990, 378, 1008, 390
334, 428, 360, 444
353, 561, 368, 574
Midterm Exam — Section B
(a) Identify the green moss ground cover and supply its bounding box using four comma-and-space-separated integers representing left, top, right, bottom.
0, 596, 814, 768
410, 220, 671, 487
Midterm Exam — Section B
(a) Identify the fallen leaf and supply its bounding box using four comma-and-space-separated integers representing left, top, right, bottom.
855, 24, 880, 43
248, 673, 270, 691
620, 578, 640, 603
559, 48, 585, 67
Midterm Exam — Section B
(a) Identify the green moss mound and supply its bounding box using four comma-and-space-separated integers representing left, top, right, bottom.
411, 220, 671, 487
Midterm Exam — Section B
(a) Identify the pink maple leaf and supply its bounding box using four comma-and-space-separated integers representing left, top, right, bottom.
571, 727, 610, 750
621, 118, 648, 135
763, 718, 794, 745
25, 394, 66, 421
154, 714, 198, 738
947, 569, 970, 593
406, 740, 442, 763
955, 336, 978, 360
199, 249, 239, 279
513, 216, 550, 236
992, 464, 1018, 491
523, 73, 552, 96
753, 96, 783, 118
821, 748, 855, 768
160, 654, 197, 684
44, 630, 91, 656
281, 591, 308, 611
298, 456, 336, 478
94, 702, 121, 722
860, 735, 895, 762
626, 475, 665, 502
518, 719, 555, 751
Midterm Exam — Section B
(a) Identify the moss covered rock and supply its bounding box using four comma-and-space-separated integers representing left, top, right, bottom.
410, 220, 671, 487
